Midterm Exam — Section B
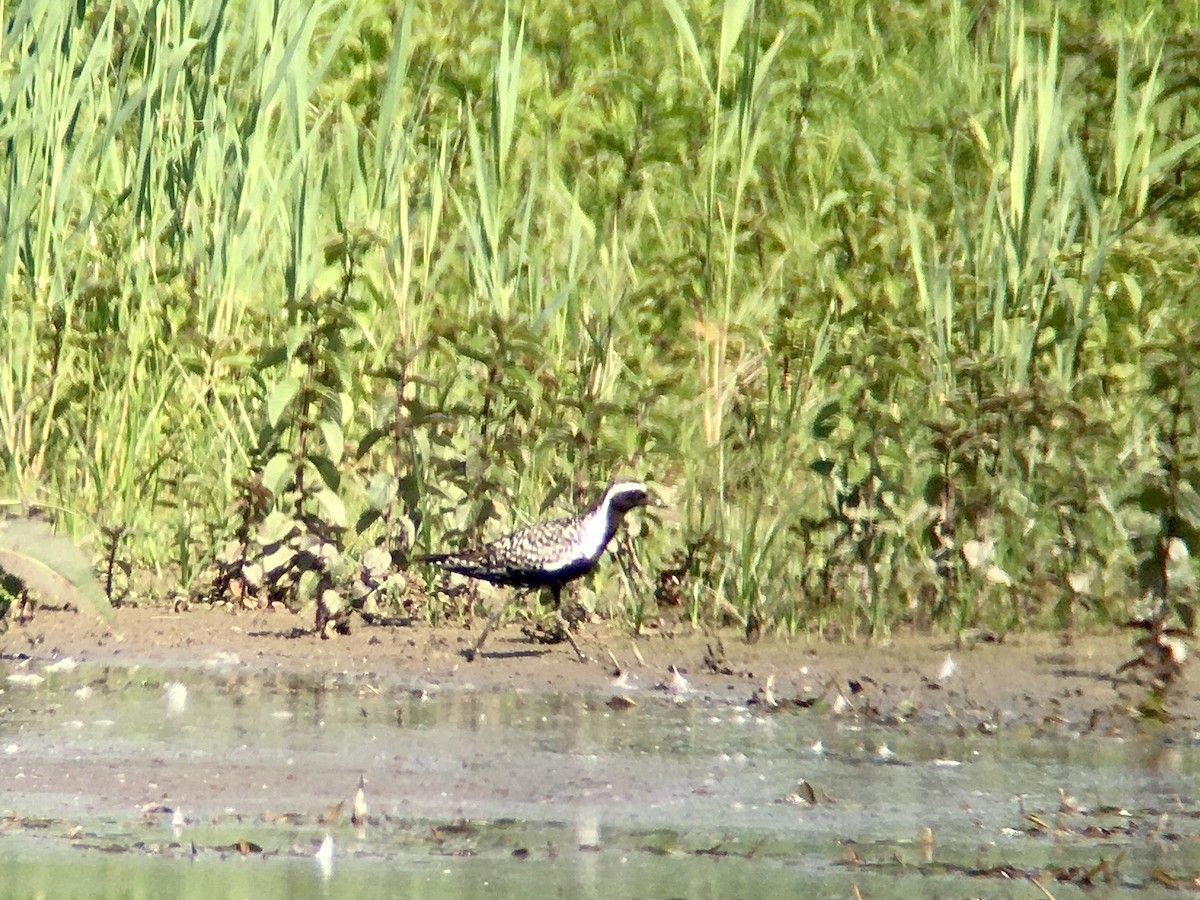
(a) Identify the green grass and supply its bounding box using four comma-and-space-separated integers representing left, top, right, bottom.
1, 0, 1198, 640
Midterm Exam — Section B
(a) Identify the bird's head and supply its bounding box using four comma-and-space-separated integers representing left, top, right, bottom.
604, 480, 652, 514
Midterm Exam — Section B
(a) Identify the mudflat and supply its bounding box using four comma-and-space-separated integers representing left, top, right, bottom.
2, 605, 1193, 733
3, 603, 1199, 899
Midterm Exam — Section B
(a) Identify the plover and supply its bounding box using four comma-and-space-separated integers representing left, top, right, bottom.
424, 481, 650, 661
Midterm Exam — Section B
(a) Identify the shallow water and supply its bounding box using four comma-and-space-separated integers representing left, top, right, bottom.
2, 660, 1198, 896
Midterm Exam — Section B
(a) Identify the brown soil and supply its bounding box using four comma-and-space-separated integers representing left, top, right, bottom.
3, 603, 1197, 844
2, 605, 1194, 733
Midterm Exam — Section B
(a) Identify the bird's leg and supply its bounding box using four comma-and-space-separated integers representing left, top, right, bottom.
553, 610, 588, 664
464, 604, 503, 662
550, 585, 589, 664
465, 589, 520, 662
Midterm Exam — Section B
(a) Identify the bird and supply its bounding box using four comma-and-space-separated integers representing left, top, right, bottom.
423, 481, 651, 662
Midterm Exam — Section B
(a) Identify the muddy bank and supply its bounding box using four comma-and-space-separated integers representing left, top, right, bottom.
4, 605, 1200, 897
2, 605, 1193, 732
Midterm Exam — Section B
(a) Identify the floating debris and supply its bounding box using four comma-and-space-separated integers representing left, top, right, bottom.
322, 801, 344, 826
762, 674, 778, 708
629, 641, 647, 667
573, 813, 603, 852
784, 779, 819, 806
164, 682, 188, 717
656, 666, 691, 696
352, 776, 368, 828
314, 833, 334, 879
748, 682, 818, 711
918, 826, 934, 863
976, 710, 1002, 735
1059, 788, 1083, 815
703, 638, 735, 675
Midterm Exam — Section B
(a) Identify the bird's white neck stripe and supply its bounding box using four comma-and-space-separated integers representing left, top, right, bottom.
538, 483, 645, 574
578, 504, 613, 559
540, 502, 614, 573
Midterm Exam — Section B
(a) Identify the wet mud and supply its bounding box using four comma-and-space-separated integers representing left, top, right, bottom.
2, 606, 1199, 896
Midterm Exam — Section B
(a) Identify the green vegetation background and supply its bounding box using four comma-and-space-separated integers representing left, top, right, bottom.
2, 0, 1198, 637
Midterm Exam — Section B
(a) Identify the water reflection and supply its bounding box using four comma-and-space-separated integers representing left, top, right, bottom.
2, 661, 1200, 896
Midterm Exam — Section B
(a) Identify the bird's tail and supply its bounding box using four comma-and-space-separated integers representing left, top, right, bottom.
419, 550, 483, 571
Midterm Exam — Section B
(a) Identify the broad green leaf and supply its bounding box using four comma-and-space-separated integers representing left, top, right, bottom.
809, 459, 835, 477
315, 488, 348, 529
267, 377, 301, 429
318, 419, 344, 464
357, 427, 386, 458
362, 546, 391, 575
811, 401, 840, 440
366, 472, 399, 511
257, 511, 299, 546
262, 452, 295, 497
355, 509, 382, 533
309, 454, 341, 492
319, 588, 344, 616
0, 519, 113, 624
1135, 485, 1170, 514
262, 544, 297, 576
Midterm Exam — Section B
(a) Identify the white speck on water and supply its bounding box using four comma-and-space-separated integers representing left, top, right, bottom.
611, 671, 634, 690
667, 667, 692, 695
315, 834, 334, 879
165, 682, 188, 716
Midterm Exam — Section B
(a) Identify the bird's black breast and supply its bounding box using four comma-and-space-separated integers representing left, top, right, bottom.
477, 556, 596, 590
